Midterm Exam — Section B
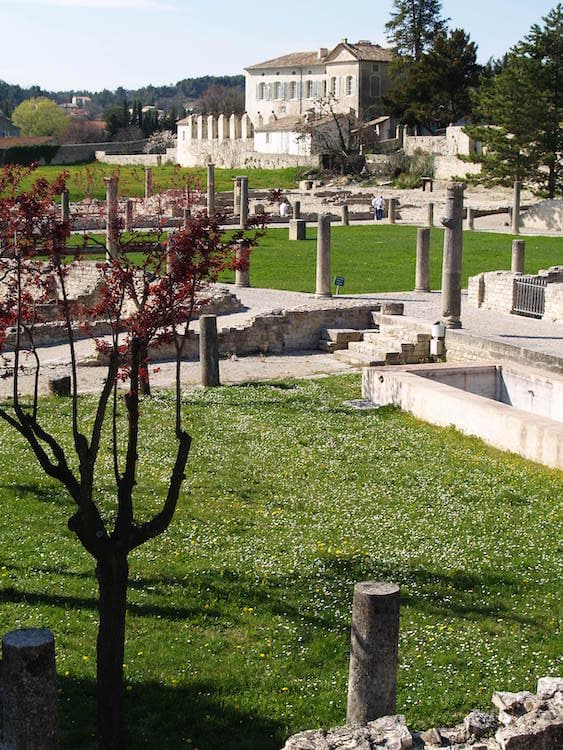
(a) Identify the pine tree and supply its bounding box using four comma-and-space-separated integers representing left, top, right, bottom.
385, 0, 448, 60
383, 29, 479, 131
466, 4, 562, 197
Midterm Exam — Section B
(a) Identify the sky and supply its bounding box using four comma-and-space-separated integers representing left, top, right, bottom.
0, 0, 558, 92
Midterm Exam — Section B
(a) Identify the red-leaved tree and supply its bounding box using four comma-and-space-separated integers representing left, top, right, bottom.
0, 164, 264, 749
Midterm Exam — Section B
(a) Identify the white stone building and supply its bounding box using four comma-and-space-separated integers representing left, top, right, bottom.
244, 39, 394, 126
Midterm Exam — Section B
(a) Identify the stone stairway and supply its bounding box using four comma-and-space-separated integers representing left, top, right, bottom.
323, 314, 433, 367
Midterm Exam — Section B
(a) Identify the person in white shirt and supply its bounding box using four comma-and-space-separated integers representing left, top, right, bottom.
371, 195, 385, 221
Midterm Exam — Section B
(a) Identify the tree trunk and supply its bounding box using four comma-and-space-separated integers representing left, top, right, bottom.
96, 553, 129, 750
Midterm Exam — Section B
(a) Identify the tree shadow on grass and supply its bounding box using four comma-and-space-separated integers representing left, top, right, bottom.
56, 675, 285, 750
2, 554, 547, 635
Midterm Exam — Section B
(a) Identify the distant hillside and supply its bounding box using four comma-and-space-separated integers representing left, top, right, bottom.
0, 75, 245, 117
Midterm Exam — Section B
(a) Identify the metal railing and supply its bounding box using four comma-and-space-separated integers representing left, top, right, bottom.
513, 276, 547, 318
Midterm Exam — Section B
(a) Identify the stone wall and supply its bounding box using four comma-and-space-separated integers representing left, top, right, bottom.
95, 153, 171, 166
48, 139, 149, 165
283, 676, 563, 750
434, 155, 481, 180
544, 282, 563, 322
468, 271, 515, 314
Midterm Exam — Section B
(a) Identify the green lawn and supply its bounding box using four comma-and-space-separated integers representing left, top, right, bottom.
15, 163, 306, 202
0, 375, 561, 749
219, 225, 562, 292
67, 225, 562, 293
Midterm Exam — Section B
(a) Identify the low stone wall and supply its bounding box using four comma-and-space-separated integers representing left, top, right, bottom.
545, 282, 563, 322
283, 676, 563, 750
468, 271, 515, 314
444, 329, 563, 373
95, 153, 161, 166
49, 139, 149, 165
434, 155, 481, 180
143, 301, 378, 362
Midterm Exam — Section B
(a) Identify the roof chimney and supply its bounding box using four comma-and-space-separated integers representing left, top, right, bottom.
318, 47, 328, 59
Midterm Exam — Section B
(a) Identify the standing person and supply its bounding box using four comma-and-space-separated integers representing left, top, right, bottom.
279, 198, 290, 218
371, 195, 378, 222
375, 194, 385, 221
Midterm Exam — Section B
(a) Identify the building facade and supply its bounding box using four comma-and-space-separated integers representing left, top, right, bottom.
244, 40, 394, 126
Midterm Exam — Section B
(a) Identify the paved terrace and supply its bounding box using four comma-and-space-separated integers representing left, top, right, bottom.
0, 284, 560, 400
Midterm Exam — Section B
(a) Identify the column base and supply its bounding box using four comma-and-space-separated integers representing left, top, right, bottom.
443, 317, 462, 329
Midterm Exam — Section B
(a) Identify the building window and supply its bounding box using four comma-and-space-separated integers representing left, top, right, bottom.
372, 63, 380, 72
322, 79, 328, 97
290, 81, 298, 99
330, 76, 337, 95
258, 83, 265, 100
265, 133, 271, 144
370, 75, 381, 98
306, 80, 315, 99
345, 76, 354, 96
273, 81, 282, 99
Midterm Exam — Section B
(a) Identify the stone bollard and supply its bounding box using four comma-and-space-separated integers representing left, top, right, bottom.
289, 219, 307, 241
511, 239, 525, 273
387, 198, 397, 224
199, 315, 220, 387
346, 582, 400, 725
103, 175, 119, 260
316, 214, 332, 297
144, 167, 153, 199
426, 202, 434, 228
235, 240, 250, 287
125, 199, 133, 233
239, 176, 249, 228
440, 182, 465, 329
293, 200, 301, 219
207, 162, 215, 216
415, 227, 431, 292
2, 628, 59, 750
60, 189, 69, 224
341, 204, 350, 226
48, 376, 71, 397
512, 180, 521, 234
466, 207, 475, 230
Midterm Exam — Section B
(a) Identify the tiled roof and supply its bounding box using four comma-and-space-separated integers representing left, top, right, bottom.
246, 51, 326, 71
341, 42, 394, 62
246, 42, 393, 71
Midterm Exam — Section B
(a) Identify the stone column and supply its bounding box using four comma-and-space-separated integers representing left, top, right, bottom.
426, 202, 434, 228
346, 582, 400, 725
199, 315, 220, 387
125, 199, 133, 233
388, 198, 397, 224
2, 628, 59, 750
512, 180, 521, 234
440, 182, 465, 329
233, 177, 241, 215
316, 214, 332, 297
60, 189, 70, 224
415, 226, 431, 292
207, 162, 215, 216
144, 167, 153, 199
235, 241, 250, 287
511, 239, 525, 273
293, 200, 301, 219
239, 176, 249, 228
289, 219, 307, 241
104, 175, 119, 260
466, 207, 475, 231
341, 204, 350, 226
